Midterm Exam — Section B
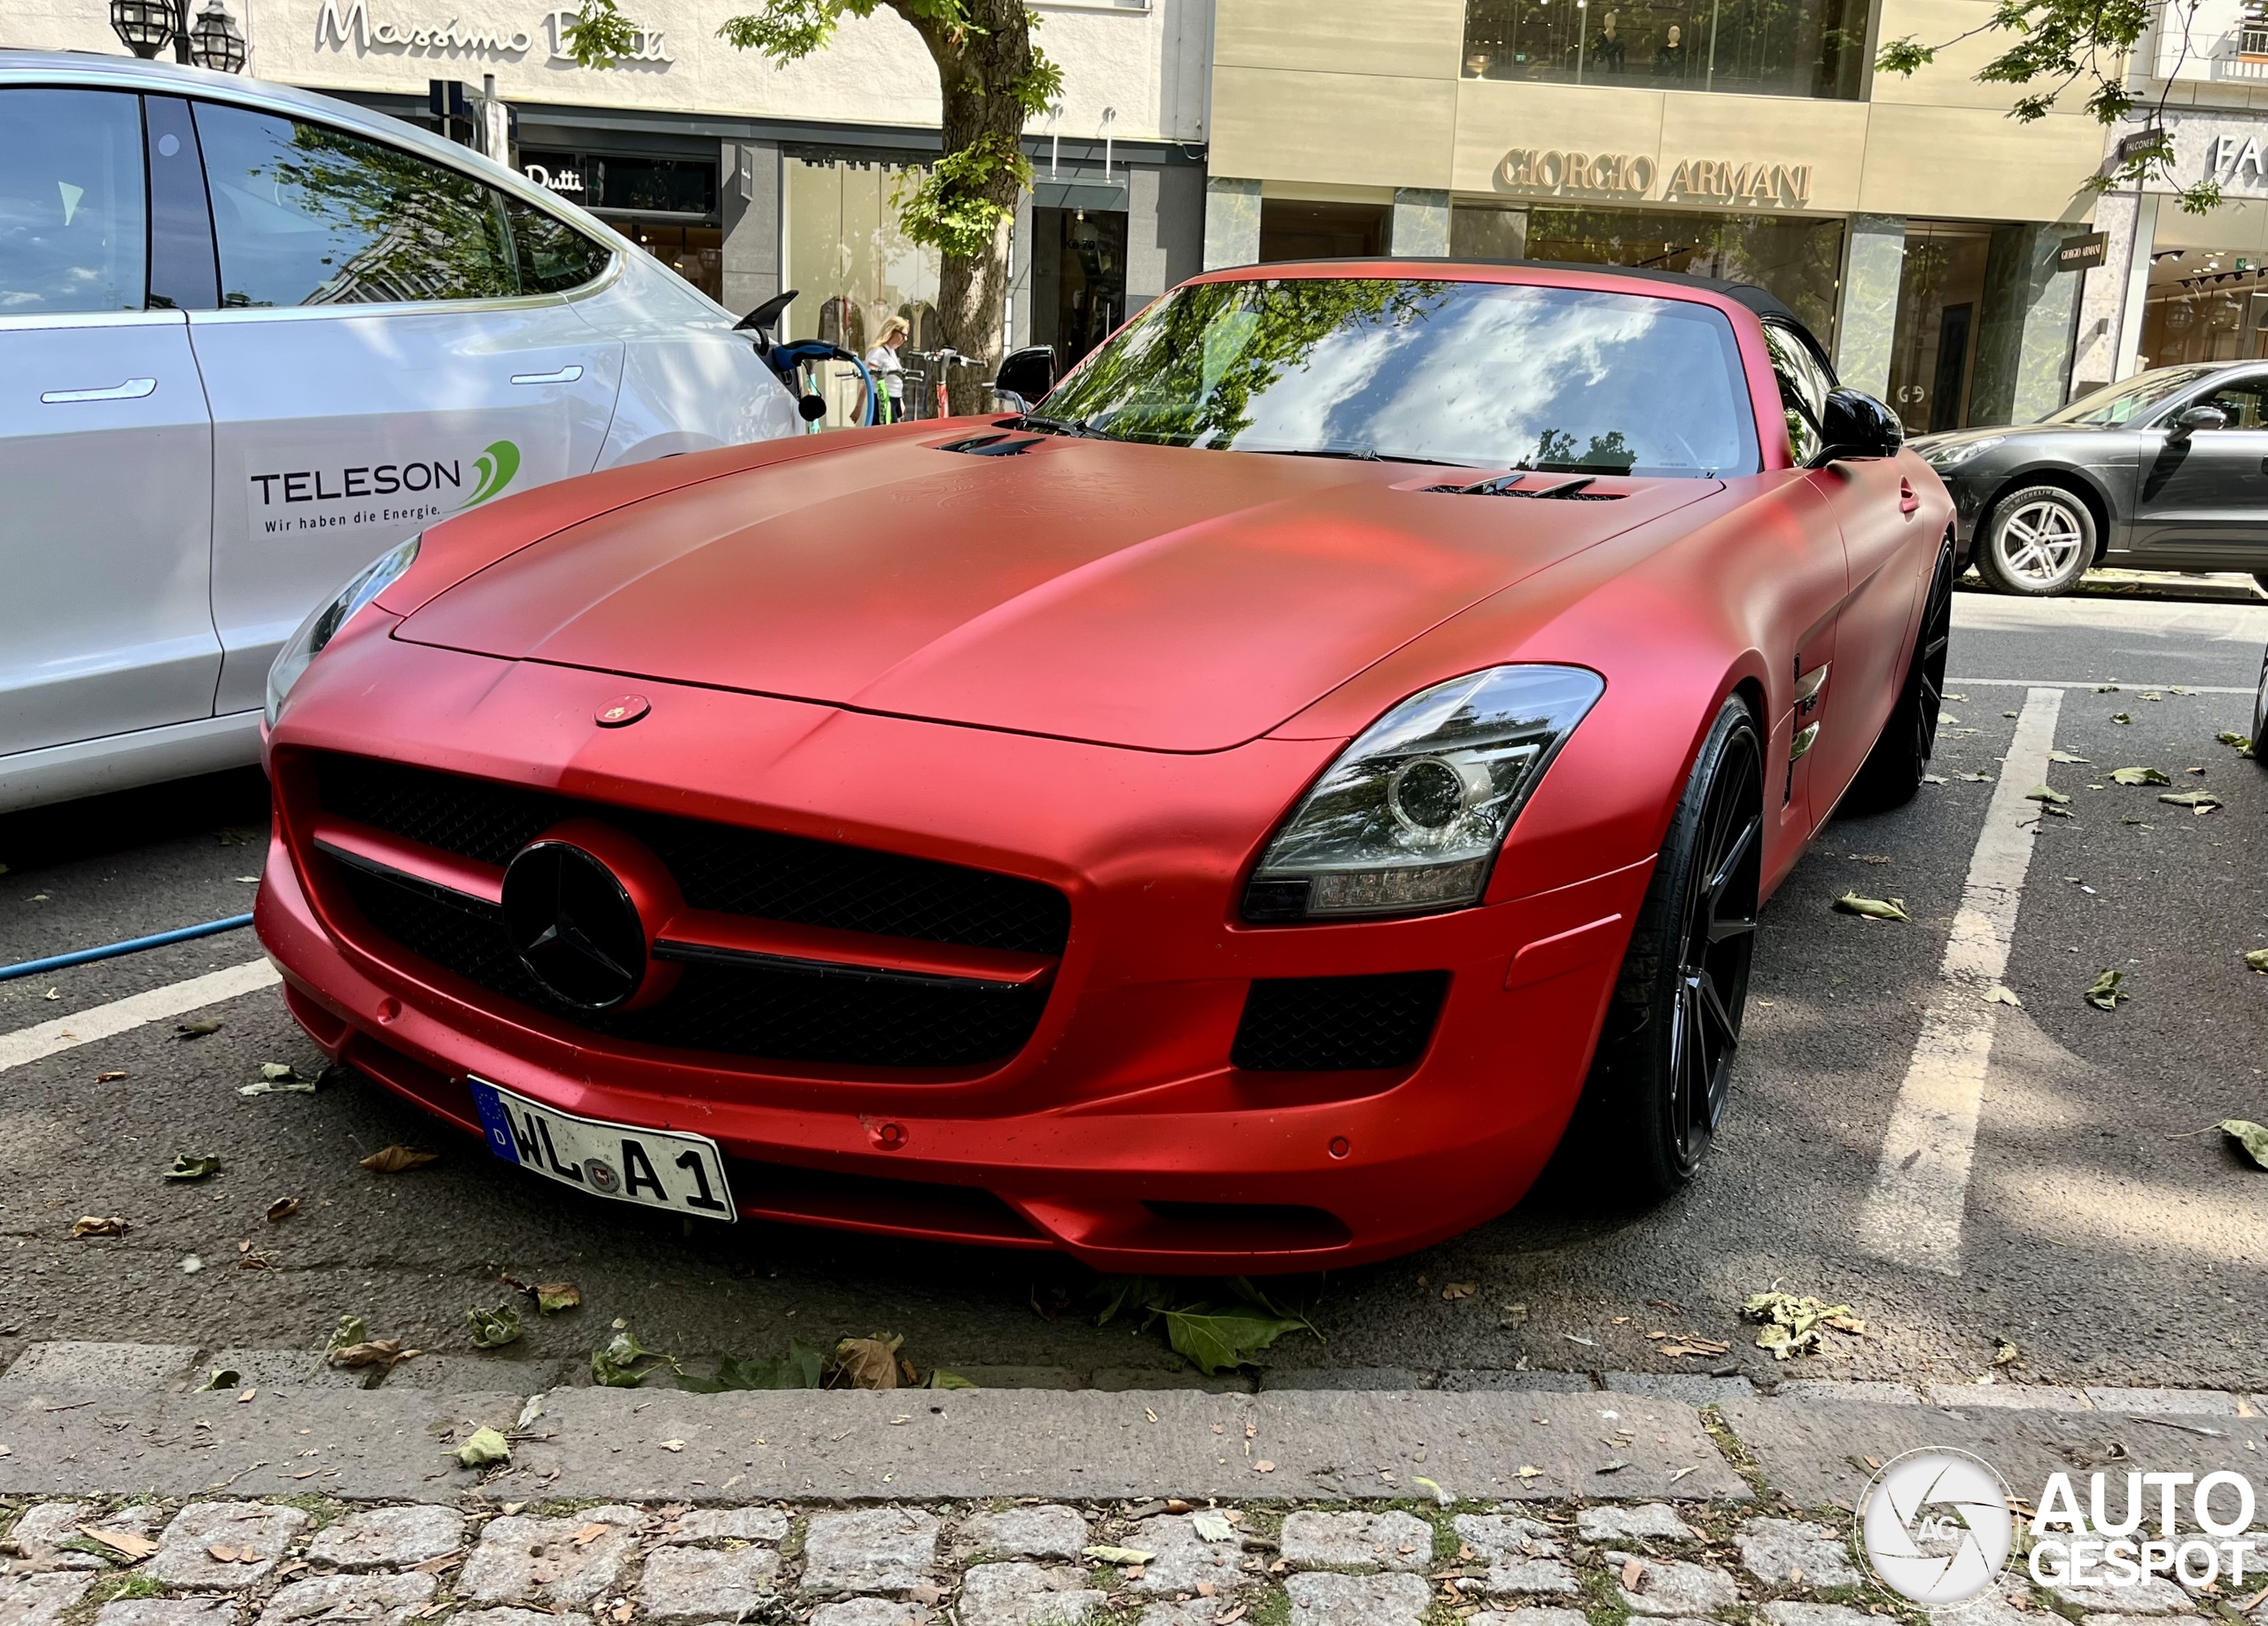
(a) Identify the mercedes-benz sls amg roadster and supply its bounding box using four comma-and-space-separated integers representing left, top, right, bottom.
256, 260, 1954, 1272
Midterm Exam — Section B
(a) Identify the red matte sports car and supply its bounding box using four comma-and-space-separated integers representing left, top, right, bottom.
256, 261, 1953, 1272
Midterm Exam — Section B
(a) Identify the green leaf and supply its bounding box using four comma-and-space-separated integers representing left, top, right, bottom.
1091, 1275, 1169, 1327
2158, 791, 2221, 808
2245, 949, 2268, 974
2025, 784, 2071, 804
560, 0, 642, 66
1084, 1545, 1157, 1566
164, 1154, 221, 1181
534, 1282, 581, 1315
927, 1369, 978, 1390
2219, 1120, 2268, 1170
2218, 732, 2255, 756
454, 1425, 511, 1467
2047, 750, 2089, 763
467, 1303, 524, 1350
592, 1320, 674, 1388
2084, 969, 2128, 1010
324, 1314, 368, 1358
677, 1337, 826, 1391
1833, 891, 1911, 922
2110, 766, 2170, 785
1161, 1306, 1307, 1376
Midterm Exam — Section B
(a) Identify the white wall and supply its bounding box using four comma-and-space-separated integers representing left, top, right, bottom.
2, 0, 1215, 143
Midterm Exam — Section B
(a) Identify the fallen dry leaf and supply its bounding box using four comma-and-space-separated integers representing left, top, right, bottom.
328, 1341, 421, 1370
84, 1528, 159, 1561
1441, 1281, 1476, 1301
72, 1216, 128, 1238
266, 1196, 300, 1222
360, 1146, 438, 1173
571, 1522, 610, 1546
834, 1334, 903, 1390
1623, 1558, 1647, 1590
96, 1070, 128, 1083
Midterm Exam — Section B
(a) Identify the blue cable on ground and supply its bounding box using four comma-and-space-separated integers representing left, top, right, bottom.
0, 914, 256, 984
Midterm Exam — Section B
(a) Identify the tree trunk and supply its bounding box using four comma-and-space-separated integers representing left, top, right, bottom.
911, 0, 1034, 415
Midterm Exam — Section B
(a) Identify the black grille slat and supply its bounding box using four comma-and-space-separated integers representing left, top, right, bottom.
1231, 970, 1449, 1072
341, 867, 1050, 1069
314, 755, 1069, 955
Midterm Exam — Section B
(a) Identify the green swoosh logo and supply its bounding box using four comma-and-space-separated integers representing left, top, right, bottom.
462, 440, 522, 508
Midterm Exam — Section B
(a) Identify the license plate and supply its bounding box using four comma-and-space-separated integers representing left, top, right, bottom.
468, 1078, 735, 1221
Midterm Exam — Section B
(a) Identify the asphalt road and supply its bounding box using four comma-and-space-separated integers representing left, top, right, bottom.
4, 586, 2267, 1396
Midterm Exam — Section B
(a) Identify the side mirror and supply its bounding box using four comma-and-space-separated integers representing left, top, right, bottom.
1809, 386, 1904, 467
991, 387, 1030, 416
995, 345, 1057, 406
2169, 403, 2227, 440
796, 393, 828, 423
734, 288, 798, 335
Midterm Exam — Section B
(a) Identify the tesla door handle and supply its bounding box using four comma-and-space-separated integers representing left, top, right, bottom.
510, 365, 583, 385
41, 377, 157, 403
1898, 477, 1920, 515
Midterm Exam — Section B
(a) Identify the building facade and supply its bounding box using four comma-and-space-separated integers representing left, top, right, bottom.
1200, 0, 2116, 431
2070, 0, 2268, 389
4, 0, 1212, 383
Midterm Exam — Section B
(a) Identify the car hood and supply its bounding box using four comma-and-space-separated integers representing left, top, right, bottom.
396, 432, 1717, 752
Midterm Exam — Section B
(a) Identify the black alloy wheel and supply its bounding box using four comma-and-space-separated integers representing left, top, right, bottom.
1847, 539, 1955, 812
1573, 696, 1763, 1195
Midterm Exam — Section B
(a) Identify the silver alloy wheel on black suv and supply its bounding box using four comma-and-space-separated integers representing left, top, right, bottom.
1975, 485, 2095, 596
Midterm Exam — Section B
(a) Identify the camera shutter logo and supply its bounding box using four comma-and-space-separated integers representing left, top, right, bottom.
1857, 1449, 2016, 1605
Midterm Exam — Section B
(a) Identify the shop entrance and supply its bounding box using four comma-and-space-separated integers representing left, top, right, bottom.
1884, 221, 1992, 435
1260, 199, 1390, 262
1029, 206, 1128, 374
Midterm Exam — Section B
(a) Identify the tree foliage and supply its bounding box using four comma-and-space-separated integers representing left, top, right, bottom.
1875, 0, 2220, 213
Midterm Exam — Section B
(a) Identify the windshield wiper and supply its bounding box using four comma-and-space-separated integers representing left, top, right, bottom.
1017, 413, 1116, 440
1245, 447, 1476, 468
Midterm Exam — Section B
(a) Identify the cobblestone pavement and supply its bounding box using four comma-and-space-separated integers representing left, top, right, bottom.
0, 1490, 2204, 1626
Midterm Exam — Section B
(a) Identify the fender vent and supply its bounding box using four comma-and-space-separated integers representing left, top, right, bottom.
937, 433, 1042, 456
1427, 474, 1625, 500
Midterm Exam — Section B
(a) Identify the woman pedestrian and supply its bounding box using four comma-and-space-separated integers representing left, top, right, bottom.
866, 315, 909, 424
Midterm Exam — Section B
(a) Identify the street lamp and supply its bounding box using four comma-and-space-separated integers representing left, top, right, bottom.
187, 0, 247, 71
108, 0, 183, 58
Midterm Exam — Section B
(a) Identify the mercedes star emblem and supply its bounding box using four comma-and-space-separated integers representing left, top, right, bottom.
501, 839, 649, 1009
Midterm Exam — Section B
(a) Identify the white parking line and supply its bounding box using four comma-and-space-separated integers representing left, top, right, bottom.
1855, 686, 2064, 1276
0, 958, 281, 1075
1949, 677, 2250, 694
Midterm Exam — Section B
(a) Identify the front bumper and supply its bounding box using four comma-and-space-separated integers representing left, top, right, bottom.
260, 634, 1652, 1272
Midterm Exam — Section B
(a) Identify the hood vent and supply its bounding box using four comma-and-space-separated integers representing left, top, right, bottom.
1428, 474, 1625, 501
936, 432, 1043, 457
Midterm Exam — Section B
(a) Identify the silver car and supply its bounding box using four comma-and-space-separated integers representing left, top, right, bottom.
0, 52, 799, 812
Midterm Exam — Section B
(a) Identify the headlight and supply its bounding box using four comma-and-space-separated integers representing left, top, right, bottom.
1923, 435, 2004, 469
1243, 665, 1605, 922
264, 533, 421, 728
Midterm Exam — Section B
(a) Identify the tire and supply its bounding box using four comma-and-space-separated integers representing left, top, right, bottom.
2252, 571, 2268, 596
1973, 485, 2094, 595
2252, 642, 2268, 766
1845, 540, 1954, 813
1571, 696, 1763, 1198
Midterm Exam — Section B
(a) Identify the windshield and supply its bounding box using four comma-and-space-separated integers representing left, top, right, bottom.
2047, 366, 2220, 425
1041, 276, 1760, 478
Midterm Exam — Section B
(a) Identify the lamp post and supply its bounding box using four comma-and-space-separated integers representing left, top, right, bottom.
187, 0, 248, 71
110, 0, 246, 69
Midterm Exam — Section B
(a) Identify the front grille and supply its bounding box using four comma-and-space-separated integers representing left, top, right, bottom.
315, 754, 1069, 955
307, 752, 1068, 1070
340, 867, 1052, 1068
1230, 970, 1450, 1071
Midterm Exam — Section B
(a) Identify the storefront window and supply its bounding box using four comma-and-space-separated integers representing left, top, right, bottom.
1452, 204, 1844, 346
2138, 251, 2268, 369
1884, 222, 1992, 433
1461, 0, 1868, 97
784, 155, 940, 352
519, 148, 720, 302
620, 222, 723, 303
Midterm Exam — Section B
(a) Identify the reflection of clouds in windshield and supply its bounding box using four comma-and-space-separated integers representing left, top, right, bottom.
1232, 287, 1750, 472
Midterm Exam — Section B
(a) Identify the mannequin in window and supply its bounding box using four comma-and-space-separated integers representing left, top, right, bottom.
1590, 12, 1627, 72
1654, 23, 1687, 75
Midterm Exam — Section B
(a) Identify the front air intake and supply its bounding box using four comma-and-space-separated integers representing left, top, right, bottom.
1230, 970, 1450, 1071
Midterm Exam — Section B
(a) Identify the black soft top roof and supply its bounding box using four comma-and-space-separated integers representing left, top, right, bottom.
1217, 255, 1834, 379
